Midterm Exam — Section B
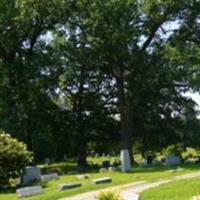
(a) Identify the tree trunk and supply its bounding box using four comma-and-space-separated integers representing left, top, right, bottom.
76, 68, 88, 168
116, 75, 134, 165
77, 137, 87, 168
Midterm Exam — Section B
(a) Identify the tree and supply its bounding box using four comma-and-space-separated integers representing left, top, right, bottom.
67, 0, 199, 163
0, 0, 71, 155
51, 31, 120, 166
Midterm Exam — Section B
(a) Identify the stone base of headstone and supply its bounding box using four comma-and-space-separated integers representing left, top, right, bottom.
16, 186, 43, 198
120, 149, 131, 172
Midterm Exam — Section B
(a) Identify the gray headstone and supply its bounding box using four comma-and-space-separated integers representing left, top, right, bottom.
58, 183, 82, 191
41, 173, 59, 182
44, 158, 51, 165
22, 166, 41, 185
165, 154, 181, 166
120, 149, 131, 172
139, 161, 147, 168
16, 186, 43, 198
92, 177, 112, 184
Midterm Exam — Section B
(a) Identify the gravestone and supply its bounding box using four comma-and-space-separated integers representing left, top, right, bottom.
44, 158, 51, 165
16, 186, 43, 198
41, 173, 59, 182
22, 166, 41, 185
120, 149, 131, 172
165, 154, 181, 166
58, 183, 82, 191
63, 154, 67, 161
108, 166, 117, 172
99, 168, 107, 173
76, 174, 90, 180
92, 177, 112, 184
139, 160, 147, 168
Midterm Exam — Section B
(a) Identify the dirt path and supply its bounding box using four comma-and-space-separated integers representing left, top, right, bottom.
60, 171, 200, 200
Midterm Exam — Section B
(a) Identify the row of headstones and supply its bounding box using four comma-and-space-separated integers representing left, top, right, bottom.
120, 150, 181, 171
114, 150, 181, 173
17, 176, 112, 198
22, 150, 130, 186
139, 154, 181, 167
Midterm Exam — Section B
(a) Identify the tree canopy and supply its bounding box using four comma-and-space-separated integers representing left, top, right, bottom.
0, 0, 200, 166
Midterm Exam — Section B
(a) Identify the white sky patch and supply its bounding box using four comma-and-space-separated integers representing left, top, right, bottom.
183, 92, 200, 118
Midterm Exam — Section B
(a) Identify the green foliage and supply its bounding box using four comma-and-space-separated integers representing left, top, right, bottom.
162, 144, 184, 157
40, 162, 76, 175
97, 191, 123, 200
0, 130, 33, 186
182, 147, 200, 160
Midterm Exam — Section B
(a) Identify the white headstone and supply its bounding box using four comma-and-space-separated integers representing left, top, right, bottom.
16, 186, 43, 198
120, 149, 131, 172
165, 154, 181, 166
22, 166, 41, 185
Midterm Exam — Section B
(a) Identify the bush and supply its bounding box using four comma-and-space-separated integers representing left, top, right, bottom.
0, 130, 33, 187
97, 191, 123, 200
162, 144, 183, 157
182, 147, 200, 160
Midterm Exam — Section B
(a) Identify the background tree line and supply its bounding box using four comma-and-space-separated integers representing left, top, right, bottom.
0, 0, 200, 167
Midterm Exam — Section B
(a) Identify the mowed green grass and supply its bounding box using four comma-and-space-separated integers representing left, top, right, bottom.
1, 164, 200, 200
141, 177, 200, 200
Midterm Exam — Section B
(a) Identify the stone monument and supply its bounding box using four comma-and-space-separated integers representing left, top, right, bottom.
120, 149, 131, 172
165, 154, 181, 166
22, 166, 41, 185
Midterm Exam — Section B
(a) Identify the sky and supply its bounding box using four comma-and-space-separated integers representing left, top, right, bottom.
185, 92, 200, 118
188, 92, 200, 108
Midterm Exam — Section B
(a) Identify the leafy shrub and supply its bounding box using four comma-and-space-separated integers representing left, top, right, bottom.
162, 144, 183, 157
0, 130, 33, 187
97, 191, 123, 200
41, 162, 76, 174
182, 147, 200, 160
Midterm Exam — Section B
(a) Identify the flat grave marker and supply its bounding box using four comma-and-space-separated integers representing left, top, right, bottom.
16, 186, 43, 198
92, 177, 112, 184
58, 183, 82, 191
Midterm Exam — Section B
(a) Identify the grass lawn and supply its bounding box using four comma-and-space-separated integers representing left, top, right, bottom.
141, 177, 200, 200
1, 164, 200, 200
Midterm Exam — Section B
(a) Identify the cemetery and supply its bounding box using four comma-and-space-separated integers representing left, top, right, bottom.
1, 0, 200, 200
